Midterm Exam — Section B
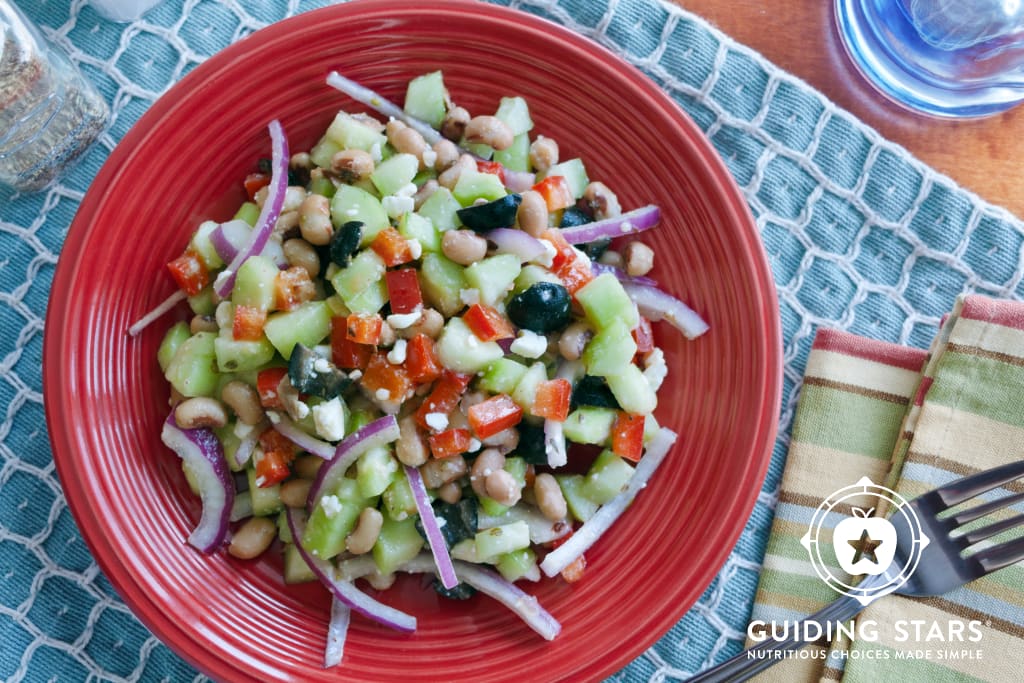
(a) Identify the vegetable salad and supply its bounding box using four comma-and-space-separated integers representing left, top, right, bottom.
142, 70, 706, 666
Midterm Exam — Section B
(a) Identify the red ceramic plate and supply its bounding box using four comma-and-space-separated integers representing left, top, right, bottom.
44, 1, 780, 681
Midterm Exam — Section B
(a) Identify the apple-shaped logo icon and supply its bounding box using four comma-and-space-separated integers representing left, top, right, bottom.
832, 507, 897, 575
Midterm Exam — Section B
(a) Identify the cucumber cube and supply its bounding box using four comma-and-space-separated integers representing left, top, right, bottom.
475, 520, 530, 562
605, 364, 657, 415
542, 158, 589, 199
329, 249, 387, 302
419, 252, 467, 317
233, 201, 260, 226
398, 211, 440, 253
511, 362, 548, 411
309, 136, 342, 170
582, 449, 635, 505
357, 446, 399, 498
187, 287, 216, 317
283, 543, 317, 584
344, 278, 388, 314
382, 474, 418, 521
582, 318, 637, 377
575, 273, 639, 331
435, 317, 504, 374
232, 254, 278, 311
556, 474, 599, 523
496, 547, 538, 582
513, 264, 561, 294
479, 357, 530, 395
264, 301, 332, 360
464, 254, 521, 306
373, 515, 424, 575
246, 467, 283, 516
494, 96, 533, 136
165, 331, 219, 398
403, 71, 448, 129
563, 406, 617, 445
371, 153, 419, 198
214, 336, 276, 373
417, 186, 463, 231
189, 220, 224, 270
453, 170, 507, 206
330, 185, 390, 245
325, 111, 388, 152
158, 321, 190, 373
493, 132, 531, 173
302, 478, 367, 560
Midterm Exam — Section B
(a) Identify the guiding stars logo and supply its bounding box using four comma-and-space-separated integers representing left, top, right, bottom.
801, 476, 930, 605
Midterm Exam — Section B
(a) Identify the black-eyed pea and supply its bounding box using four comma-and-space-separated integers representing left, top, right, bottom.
282, 186, 307, 213
331, 148, 375, 183
431, 139, 460, 172
414, 179, 440, 210
346, 507, 384, 555
174, 396, 228, 429
558, 321, 594, 361
228, 517, 277, 559
441, 229, 488, 266
438, 154, 476, 190
516, 190, 548, 237
624, 241, 655, 277
283, 238, 321, 280
294, 454, 324, 480
464, 115, 514, 150
299, 194, 333, 246
470, 448, 505, 498
220, 380, 263, 425
189, 314, 218, 335
438, 481, 462, 504
396, 415, 429, 466
420, 455, 468, 489
529, 136, 559, 173
534, 473, 568, 522
387, 121, 428, 163
280, 478, 312, 508
441, 106, 470, 142
582, 181, 621, 220
484, 469, 522, 507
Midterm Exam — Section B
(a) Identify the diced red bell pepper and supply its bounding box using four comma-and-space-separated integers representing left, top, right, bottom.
385, 268, 423, 315
361, 352, 414, 404
345, 312, 383, 345
233, 305, 267, 341
463, 303, 515, 342
611, 411, 645, 461
541, 229, 577, 272
404, 334, 443, 385
532, 175, 575, 212
256, 367, 289, 409
274, 267, 315, 312
243, 172, 270, 201
255, 429, 297, 487
555, 257, 594, 295
476, 160, 506, 184
560, 554, 587, 583
371, 227, 415, 267
428, 428, 472, 459
532, 378, 572, 422
331, 316, 372, 370
633, 316, 655, 354
167, 251, 209, 296
468, 394, 524, 439
415, 370, 473, 430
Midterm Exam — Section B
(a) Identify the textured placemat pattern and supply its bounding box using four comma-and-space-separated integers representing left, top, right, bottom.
1, 0, 1022, 680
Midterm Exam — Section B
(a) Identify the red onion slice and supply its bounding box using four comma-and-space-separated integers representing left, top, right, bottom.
326, 71, 441, 145
209, 219, 252, 263
405, 465, 459, 589
540, 427, 676, 577
286, 508, 417, 632
160, 414, 234, 553
307, 415, 400, 510
487, 228, 546, 262
214, 120, 289, 298
127, 290, 187, 337
590, 262, 659, 288
559, 205, 660, 245
621, 282, 710, 340
271, 412, 335, 459
324, 597, 350, 668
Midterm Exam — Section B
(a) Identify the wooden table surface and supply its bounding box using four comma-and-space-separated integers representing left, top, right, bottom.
676, 0, 1024, 219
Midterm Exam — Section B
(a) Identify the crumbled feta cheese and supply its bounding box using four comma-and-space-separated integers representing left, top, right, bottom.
265, 410, 281, 425
348, 369, 363, 381
407, 238, 423, 260
213, 269, 233, 291
424, 412, 449, 431
387, 339, 408, 365
395, 182, 418, 198
345, 208, 359, 217
313, 358, 332, 374
510, 329, 548, 359
375, 388, 391, 401
370, 142, 382, 162
312, 397, 347, 442
534, 239, 557, 267
321, 495, 343, 519
382, 194, 415, 219
290, 399, 310, 420
255, 475, 267, 488
387, 308, 422, 329
233, 421, 255, 439
643, 347, 668, 392
421, 148, 437, 168
459, 288, 480, 306
619, 220, 634, 233
436, 517, 447, 528
468, 438, 481, 453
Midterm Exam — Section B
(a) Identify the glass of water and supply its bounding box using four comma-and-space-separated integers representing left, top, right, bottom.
835, 0, 1024, 118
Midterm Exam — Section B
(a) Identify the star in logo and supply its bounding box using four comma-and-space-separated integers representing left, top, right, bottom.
847, 528, 883, 565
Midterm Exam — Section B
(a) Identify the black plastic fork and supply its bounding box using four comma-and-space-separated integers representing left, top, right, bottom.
687, 459, 1024, 682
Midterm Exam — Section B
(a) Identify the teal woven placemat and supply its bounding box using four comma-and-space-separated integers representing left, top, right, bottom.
2, 0, 1022, 681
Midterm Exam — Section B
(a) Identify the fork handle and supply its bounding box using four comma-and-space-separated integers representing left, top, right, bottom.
685, 578, 883, 683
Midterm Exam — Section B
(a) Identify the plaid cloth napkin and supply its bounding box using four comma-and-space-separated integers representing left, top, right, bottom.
750, 294, 1024, 682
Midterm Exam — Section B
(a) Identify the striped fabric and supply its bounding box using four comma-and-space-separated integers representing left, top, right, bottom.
749, 295, 1024, 682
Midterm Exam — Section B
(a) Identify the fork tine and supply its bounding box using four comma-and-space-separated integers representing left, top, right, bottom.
933, 459, 1024, 508
950, 490, 1024, 526
957, 513, 1024, 546
973, 535, 1024, 574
